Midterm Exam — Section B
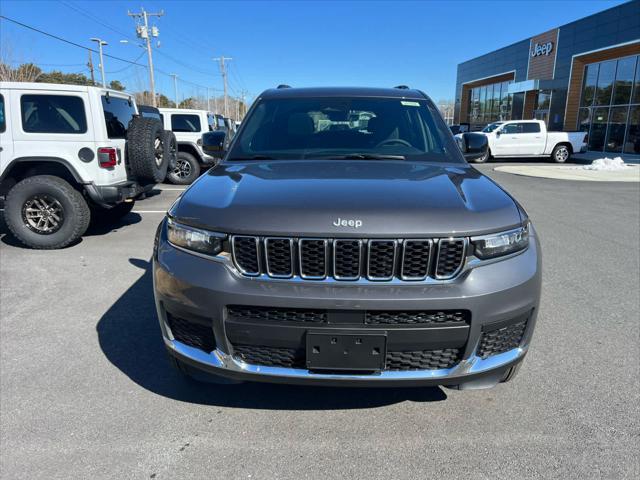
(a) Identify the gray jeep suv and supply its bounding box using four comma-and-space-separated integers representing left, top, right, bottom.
153, 86, 541, 390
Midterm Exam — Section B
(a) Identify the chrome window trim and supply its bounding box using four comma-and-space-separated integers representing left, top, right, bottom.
264, 237, 294, 279
333, 239, 363, 281
231, 235, 261, 277
366, 239, 397, 281
298, 238, 329, 280
434, 237, 468, 280
400, 239, 433, 281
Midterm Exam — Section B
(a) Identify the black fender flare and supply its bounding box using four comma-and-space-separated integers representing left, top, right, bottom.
0, 156, 84, 184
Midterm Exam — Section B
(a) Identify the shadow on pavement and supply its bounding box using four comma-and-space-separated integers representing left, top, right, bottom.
96, 258, 448, 409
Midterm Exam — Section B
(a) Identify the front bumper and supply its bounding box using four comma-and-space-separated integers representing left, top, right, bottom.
153, 221, 541, 388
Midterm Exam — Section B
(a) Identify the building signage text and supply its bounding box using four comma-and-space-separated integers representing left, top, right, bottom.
531, 42, 554, 57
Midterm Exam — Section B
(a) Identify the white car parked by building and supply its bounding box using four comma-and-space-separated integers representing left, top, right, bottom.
463, 119, 587, 163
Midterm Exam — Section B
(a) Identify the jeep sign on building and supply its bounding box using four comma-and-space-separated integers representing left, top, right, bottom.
454, 0, 640, 154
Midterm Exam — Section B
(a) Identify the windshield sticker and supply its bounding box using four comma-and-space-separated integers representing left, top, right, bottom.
401, 101, 420, 106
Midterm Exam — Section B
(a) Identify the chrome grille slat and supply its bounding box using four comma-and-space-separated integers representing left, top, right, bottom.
231, 235, 467, 282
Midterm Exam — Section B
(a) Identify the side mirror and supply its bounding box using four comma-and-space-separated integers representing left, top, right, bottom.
458, 132, 488, 162
202, 131, 227, 158
495, 130, 501, 137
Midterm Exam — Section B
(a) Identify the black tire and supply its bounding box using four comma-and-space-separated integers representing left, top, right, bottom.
166, 152, 200, 185
90, 201, 135, 225
4, 175, 90, 249
168, 355, 242, 384
551, 144, 571, 163
162, 131, 178, 173
472, 148, 491, 164
126, 117, 168, 184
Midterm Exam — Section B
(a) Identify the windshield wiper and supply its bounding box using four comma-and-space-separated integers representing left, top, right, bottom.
227, 155, 275, 160
315, 153, 406, 160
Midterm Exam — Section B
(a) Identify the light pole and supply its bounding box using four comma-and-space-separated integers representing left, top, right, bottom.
170, 73, 178, 107
90, 38, 108, 87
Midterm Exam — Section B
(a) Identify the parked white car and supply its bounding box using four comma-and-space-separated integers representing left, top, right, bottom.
0, 82, 169, 249
158, 108, 219, 184
463, 120, 587, 163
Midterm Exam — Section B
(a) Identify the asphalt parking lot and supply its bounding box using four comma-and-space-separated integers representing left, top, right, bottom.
1, 163, 638, 480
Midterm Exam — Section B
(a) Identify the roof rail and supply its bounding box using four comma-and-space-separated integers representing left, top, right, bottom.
277, 84, 291, 89
394, 85, 410, 90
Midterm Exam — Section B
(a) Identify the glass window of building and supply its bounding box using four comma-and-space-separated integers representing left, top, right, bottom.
624, 106, 639, 154
581, 63, 599, 107
612, 56, 637, 105
595, 60, 616, 106
579, 55, 639, 152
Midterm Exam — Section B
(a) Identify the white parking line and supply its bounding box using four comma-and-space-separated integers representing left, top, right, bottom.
133, 210, 167, 213
154, 187, 187, 191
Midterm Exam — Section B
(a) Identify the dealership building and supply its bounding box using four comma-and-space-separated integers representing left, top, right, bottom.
454, 0, 640, 154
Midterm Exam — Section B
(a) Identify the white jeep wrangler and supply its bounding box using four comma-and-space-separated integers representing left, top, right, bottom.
0, 82, 173, 249
158, 108, 221, 184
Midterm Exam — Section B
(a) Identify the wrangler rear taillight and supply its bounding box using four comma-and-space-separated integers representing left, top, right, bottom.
98, 147, 117, 168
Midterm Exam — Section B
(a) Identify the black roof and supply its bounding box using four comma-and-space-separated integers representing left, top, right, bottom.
259, 86, 428, 100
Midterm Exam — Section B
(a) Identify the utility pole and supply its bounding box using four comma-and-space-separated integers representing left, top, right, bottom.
87, 51, 95, 85
170, 73, 178, 107
213, 56, 232, 117
206, 87, 210, 112
128, 8, 164, 106
90, 38, 107, 87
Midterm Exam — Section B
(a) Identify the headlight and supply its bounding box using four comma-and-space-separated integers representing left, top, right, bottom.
472, 224, 529, 259
167, 218, 226, 256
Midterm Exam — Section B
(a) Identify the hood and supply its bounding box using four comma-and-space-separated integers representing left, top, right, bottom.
172, 160, 522, 237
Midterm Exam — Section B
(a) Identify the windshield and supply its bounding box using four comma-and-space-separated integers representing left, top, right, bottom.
227, 96, 460, 162
482, 122, 503, 133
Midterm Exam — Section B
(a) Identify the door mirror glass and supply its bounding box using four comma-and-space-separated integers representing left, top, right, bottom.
202, 131, 227, 157
459, 132, 489, 162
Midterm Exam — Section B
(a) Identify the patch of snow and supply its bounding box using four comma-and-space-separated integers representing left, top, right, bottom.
581, 157, 629, 171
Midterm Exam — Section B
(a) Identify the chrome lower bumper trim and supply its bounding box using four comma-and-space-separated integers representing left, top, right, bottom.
165, 338, 526, 382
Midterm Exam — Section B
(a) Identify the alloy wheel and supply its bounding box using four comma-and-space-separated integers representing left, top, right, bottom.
555, 146, 569, 162
22, 195, 64, 234
174, 159, 192, 178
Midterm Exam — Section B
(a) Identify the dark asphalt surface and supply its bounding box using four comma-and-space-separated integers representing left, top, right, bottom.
1, 164, 638, 479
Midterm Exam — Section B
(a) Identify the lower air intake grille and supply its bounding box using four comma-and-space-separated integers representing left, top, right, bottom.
233, 344, 304, 368
477, 320, 527, 359
435, 239, 466, 278
227, 306, 327, 323
167, 314, 216, 352
365, 310, 470, 326
385, 349, 461, 370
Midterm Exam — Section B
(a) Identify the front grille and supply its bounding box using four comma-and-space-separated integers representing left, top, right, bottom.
334, 240, 362, 279
167, 314, 216, 352
365, 310, 470, 326
231, 235, 467, 282
477, 320, 527, 359
385, 349, 462, 370
435, 239, 466, 279
227, 305, 327, 323
233, 344, 304, 368
232, 236, 260, 275
231, 344, 462, 371
264, 238, 293, 277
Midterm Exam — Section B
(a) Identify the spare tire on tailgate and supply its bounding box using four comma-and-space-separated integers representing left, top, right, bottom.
126, 117, 168, 184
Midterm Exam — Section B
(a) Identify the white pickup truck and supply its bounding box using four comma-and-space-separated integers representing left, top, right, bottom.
466, 120, 587, 163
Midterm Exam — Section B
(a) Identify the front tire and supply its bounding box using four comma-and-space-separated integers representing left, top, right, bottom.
472, 148, 491, 164
4, 175, 90, 249
551, 144, 571, 163
166, 152, 200, 185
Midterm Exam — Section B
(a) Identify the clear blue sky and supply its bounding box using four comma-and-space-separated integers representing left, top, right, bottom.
0, 0, 629, 103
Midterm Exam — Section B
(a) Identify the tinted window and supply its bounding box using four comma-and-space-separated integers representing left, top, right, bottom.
521, 123, 541, 133
595, 60, 615, 106
171, 114, 201, 132
0, 94, 5, 133
102, 95, 135, 139
228, 96, 457, 162
21, 95, 87, 134
139, 109, 161, 121
612, 56, 637, 105
501, 123, 520, 134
